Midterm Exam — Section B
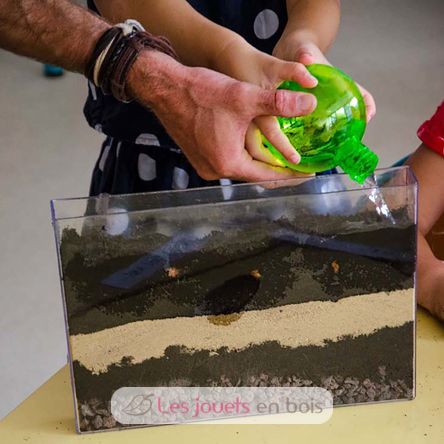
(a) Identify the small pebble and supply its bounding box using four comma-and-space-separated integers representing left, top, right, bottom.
92, 415, 103, 430
80, 403, 95, 418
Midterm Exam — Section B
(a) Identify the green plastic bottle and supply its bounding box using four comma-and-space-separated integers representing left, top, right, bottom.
262, 64, 379, 184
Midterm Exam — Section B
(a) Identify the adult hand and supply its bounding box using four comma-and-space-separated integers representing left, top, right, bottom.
127, 50, 317, 182
273, 37, 376, 122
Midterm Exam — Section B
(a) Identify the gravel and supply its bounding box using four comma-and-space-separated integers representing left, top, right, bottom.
77, 366, 412, 432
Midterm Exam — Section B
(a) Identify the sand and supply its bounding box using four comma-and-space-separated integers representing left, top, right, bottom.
70, 288, 413, 375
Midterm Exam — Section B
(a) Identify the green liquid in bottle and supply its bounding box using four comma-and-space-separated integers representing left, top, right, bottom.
262, 64, 379, 184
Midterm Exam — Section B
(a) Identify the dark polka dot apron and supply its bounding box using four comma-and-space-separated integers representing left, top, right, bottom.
86, 1, 326, 196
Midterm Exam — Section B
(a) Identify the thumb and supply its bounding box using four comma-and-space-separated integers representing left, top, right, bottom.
297, 50, 316, 65
294, 42, 330, 66
254, 87, 317, 118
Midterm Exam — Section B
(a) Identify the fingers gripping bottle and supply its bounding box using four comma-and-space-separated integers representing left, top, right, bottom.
262, 64, 379, 184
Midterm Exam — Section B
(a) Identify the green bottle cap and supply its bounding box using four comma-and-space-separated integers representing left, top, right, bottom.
335, 138, 379, 184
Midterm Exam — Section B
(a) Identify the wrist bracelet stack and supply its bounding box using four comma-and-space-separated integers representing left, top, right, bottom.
85, 20, 178, 103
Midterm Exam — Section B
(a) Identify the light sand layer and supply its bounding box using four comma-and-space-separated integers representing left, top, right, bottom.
70, 289, 414, 374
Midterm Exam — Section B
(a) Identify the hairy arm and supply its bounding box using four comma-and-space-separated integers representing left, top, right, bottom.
0, 0, 109, 72
0, 0, 317, 184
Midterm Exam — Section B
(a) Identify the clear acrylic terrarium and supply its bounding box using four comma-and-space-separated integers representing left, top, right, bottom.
51, 166, 417, 433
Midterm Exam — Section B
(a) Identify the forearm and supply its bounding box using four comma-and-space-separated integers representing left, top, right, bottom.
94, 0, 247, 70
406, 145, 444, 235
0, 0, 110, 73
0, 0, 192, 127
281, 0, 340, 52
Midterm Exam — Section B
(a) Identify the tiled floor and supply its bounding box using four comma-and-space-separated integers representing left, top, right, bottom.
0, 0, 443, 419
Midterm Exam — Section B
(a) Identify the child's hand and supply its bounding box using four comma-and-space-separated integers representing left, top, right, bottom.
213, 38, 318, 167
273, 38, 376, 122
245, 54, 319, 166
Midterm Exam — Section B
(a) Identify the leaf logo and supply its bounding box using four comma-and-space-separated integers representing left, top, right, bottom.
122, 393, 154, 416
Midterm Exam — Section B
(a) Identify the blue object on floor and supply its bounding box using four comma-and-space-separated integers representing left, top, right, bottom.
43, 64, 64, 77
392, 155, 411, 167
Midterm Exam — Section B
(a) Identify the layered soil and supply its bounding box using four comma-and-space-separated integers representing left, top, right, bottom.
57, 210, 416, 433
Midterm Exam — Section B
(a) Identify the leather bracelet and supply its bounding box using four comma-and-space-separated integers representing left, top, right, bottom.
108, 30, 179, 102
84, 20, 178, 103
84, 27, 121, 85
100, 34, 129, 96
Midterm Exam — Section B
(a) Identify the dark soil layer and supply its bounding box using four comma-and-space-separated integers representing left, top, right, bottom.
61, 223, 415, 335
72, 321, 414, 431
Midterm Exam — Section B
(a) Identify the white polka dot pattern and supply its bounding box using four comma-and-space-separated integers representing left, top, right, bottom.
253, 9, 279, 40
172, 167, 189, 189
135, 133, 160, 146
219, 178, 234, 200
98, 144, 111, 172
104, 207, 129, 236
138, 153, 157, 181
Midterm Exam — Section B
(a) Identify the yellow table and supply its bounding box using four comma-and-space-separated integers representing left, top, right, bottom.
1, 309, 443, 444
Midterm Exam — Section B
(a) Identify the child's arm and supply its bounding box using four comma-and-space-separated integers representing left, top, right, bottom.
406, 101, 444, 321
277, 0, 340, 56
273, 0, 376, 121
94, 0, 319, 166
408, 101, 444, 235
406, 145, 444, 236
94, 0, 312, 83
408, 147, 444, 321
95, 0, 243, 70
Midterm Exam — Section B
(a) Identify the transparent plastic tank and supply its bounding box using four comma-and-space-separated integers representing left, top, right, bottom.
51, 166, 417, 433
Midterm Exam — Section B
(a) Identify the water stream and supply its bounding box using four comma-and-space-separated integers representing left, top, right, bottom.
364, 174, 396, 225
